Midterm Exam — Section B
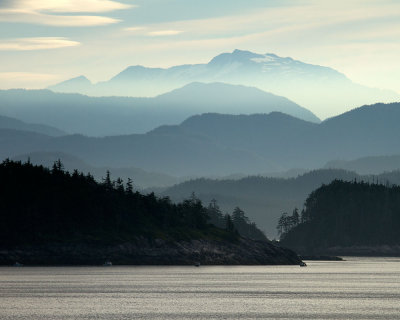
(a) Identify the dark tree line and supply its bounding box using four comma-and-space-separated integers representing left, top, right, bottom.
278, 179, 400, 250
207, 199, 267, 240
0, 160, 266, 246
277, 208, 300, 236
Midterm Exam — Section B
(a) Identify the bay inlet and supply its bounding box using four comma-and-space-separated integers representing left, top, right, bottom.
1, 257, 399, 319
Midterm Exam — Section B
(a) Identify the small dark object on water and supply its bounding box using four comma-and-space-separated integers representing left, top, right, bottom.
13, 262, 23, 267
300, 261, 307, 267
195, 262, 200, 267
103, 261, 112, 266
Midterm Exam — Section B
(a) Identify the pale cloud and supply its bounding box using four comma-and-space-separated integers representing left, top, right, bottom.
122, 1, 400, 41
124, 27, 146, 33
0, 0, 132, 26
14, 0, 132, 13
121, 2, 400, 63
148, 30, 183, 37
124, 27, 183, 37
0, 37, 80, 51
0, 11, 120, 26
0, 72, 61, 89
0, 0, 133, 13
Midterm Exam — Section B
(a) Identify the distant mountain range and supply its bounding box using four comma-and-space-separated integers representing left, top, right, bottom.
49, 49, 400, 117
1, 102, 400, 177
0, 82, 318, 136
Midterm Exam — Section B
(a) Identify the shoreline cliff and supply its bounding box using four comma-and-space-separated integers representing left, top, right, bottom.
0, 237, 301, 266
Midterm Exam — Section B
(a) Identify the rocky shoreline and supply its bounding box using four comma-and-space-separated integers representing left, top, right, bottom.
321, 245, 400, 257
299, 255, 343, 261
0, 237, 301, 266
284, 244, 400, 257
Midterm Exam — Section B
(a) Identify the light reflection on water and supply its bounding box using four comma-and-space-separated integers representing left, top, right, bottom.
1, 257, 400, 319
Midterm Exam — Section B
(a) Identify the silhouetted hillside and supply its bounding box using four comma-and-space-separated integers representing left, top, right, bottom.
0, 160, 300, 265
0, 160, 264, 245
12, 152, 179, 188
280, 180, 400, 255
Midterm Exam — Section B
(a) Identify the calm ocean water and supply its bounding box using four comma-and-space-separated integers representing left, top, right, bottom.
1, 257, 399, 319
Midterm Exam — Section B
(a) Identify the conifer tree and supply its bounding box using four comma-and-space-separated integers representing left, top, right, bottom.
207, 199, 224, 228
103, 170, 113, 190
115, 177, 124, 193
52, 159, 64, 173
126, 178, 133, 194
225, 214, 235, 232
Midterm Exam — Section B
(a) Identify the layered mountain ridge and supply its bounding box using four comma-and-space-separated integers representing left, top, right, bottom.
0, 82, 319, 136
0, 102, 400, 177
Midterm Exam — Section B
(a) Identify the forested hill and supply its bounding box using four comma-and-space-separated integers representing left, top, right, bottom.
0, 160, 301, 265
0, 159, 266, 244
279, 180, 400, 255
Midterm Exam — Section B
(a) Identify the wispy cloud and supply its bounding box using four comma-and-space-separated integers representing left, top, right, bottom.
0, 72, 61, 89
148, 30, 183, 37
0, 12, 121, 26
0, 0, 132, 26
124, 27, 183, 37
124, 27, 146, 33
122, 1, 400, 41
14, 0, 132, 13
0, 37, 80, 51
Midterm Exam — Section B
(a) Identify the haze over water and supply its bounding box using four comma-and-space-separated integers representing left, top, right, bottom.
1, 257, 399, 319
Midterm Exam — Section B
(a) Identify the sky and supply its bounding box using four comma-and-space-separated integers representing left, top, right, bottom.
1, 0, 400, 102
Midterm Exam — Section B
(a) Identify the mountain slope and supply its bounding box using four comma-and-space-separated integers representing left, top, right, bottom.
48, 75, 92, 94
0, 129, 54, 160
150, 103, 400, 170
325, 155, 400, 175
155, 82, 320, 122
0, 126, 279, 176
0, 83, 318, 136
0, 115, 66, 136
318, 102, 400, 159
49, 49, 400, 117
